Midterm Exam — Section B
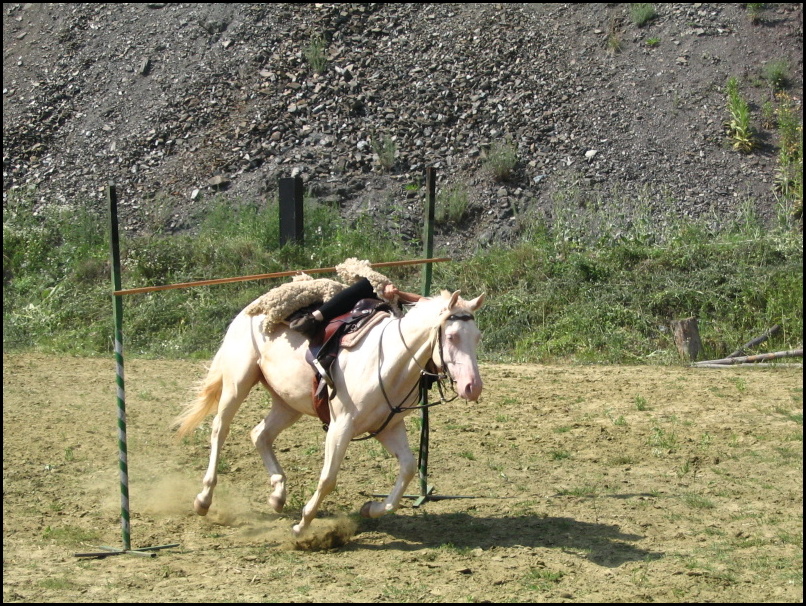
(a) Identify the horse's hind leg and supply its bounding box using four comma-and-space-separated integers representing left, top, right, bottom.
360, 422, 416, 519
251, 397, 301, 513
195, 367, 260, 515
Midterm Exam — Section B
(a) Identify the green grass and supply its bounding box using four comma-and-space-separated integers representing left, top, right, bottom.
42, 524, 101, 545
3, 184, 802, 365
550, 449, 571, 461
522, 567, 564, 591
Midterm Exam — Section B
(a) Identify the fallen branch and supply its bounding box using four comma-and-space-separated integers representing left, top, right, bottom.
727, 324, 781, 358
695, 363, 802, 369
692, 349, 803, 366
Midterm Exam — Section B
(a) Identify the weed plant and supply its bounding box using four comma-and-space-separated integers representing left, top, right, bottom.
772, 93, 803, 221
725, 77, 756, 153
606, 16, 623, 54
3, 185, 802, 364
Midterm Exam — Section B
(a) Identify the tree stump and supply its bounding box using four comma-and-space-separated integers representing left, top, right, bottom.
671, 316, 703, 361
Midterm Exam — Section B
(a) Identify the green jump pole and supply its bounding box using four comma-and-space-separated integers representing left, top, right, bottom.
108, 184, 131, 551
76, 185, 178, 558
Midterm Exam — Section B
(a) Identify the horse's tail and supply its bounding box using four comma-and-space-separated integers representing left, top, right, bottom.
174, 351, 224, 439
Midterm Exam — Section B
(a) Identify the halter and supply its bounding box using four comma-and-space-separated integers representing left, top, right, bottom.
351, 308, 475, 441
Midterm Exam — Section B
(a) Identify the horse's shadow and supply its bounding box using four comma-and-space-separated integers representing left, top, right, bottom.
352, 508, 659, 568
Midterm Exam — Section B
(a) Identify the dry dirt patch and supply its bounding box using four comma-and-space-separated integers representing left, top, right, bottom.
3, 353, 802, 602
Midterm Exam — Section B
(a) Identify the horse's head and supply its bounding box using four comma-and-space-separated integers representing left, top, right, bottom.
435, 290, 485, 401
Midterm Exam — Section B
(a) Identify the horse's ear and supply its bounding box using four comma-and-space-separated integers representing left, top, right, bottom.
467, 293, 485, 312
448, 290, 461, 310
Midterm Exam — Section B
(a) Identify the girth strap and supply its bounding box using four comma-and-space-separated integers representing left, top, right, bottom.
309, 298, 392, 428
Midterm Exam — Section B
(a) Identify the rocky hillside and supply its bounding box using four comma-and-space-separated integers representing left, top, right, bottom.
3, 3, 803, 254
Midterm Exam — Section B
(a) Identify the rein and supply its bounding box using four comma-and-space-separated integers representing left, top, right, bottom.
351, 310, 474, 442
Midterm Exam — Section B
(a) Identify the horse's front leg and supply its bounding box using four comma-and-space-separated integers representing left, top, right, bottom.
360, 422, 415, 519
292, 416, 353, 536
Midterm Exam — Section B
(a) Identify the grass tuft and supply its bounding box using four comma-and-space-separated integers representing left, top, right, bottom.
629, 4, 656, 27
484, 139, 518, 182
303, 34, 327, 74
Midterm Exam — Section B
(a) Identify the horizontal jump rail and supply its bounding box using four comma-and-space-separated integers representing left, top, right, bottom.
113, 257, 451, 296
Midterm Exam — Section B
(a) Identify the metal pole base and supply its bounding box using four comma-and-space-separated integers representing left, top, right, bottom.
74, 543, 179, 559
371, 487, 478, 509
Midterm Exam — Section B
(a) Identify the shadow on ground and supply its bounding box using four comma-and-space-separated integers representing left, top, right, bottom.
354, 511, 660, 568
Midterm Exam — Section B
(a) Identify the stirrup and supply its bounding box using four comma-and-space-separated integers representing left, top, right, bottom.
312, 358, 335, 391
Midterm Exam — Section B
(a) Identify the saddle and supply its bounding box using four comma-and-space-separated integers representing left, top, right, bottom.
305, 298, 392, 428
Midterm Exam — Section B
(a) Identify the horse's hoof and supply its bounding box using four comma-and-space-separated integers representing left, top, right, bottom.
268, 494, 286, 513
360, 501, 376, 518
361, 501, 394, 518
194, 497, 210, 516
292, 523, 305, 536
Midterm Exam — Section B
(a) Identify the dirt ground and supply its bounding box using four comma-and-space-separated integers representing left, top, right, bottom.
3, 352, 802, 603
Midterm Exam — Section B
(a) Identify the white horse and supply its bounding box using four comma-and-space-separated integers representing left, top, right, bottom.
175, 289, 485, 535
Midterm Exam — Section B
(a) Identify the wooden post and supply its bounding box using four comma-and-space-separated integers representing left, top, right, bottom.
671, 316, 704, 361
421, 167, 436, 296
279, 176, 303, 246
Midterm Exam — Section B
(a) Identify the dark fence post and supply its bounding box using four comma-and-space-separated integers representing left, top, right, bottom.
279, 176, 304, 246
421, 167, 436, 296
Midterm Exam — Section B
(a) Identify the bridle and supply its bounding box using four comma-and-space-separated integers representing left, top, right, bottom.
351, 308, 475, 441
